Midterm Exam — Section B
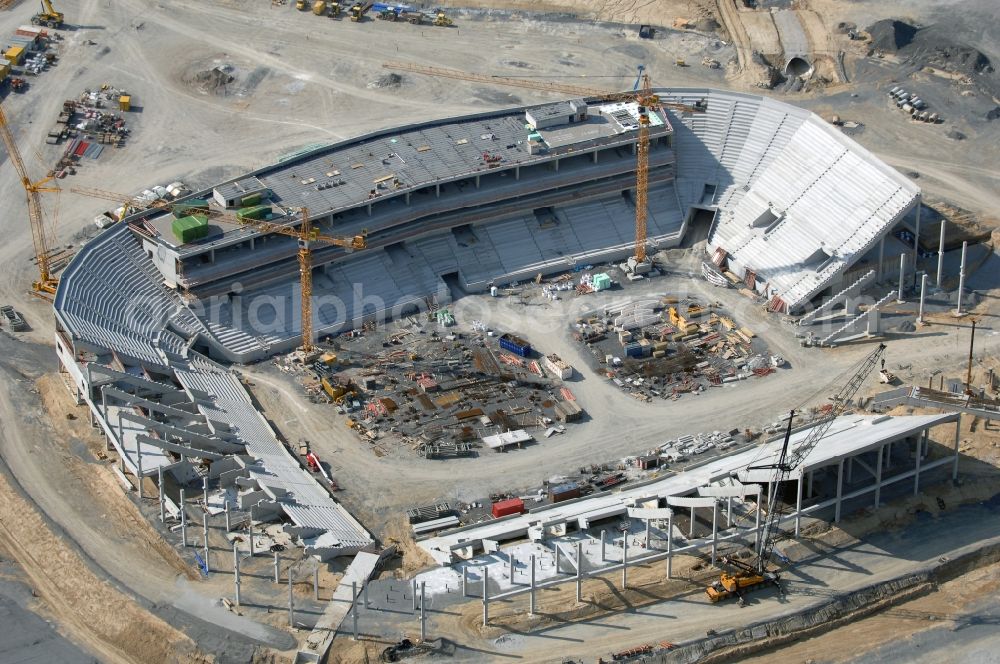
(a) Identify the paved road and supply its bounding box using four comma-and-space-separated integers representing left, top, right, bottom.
0, 558, 96, 664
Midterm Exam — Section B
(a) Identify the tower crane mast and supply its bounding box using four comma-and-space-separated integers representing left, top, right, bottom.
0, 102, 60, 296
71, 186, 367, 352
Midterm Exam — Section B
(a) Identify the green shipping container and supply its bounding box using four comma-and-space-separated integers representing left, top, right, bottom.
240, 192, 264, 207
172, 214, 209, 244
172, 199, 210, 218
236, 205, 271, 221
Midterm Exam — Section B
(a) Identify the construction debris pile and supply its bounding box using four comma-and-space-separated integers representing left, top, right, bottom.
281, 315, 585, 460
572, 296, 780, 402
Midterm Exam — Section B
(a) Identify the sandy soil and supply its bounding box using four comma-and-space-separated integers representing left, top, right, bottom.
0, 0, 995, 660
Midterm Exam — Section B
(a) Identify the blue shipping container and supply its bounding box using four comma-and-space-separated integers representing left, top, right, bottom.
499, 333, 531, 357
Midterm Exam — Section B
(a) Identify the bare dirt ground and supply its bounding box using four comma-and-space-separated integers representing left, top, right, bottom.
741, 559, 1000, 664
0, 0, 995, 661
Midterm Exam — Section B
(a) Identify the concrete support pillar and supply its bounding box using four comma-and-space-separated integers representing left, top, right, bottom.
158, 466, 165, 523
914, 433, 925, 495
755, 496, 762, 546
364, 580, 370, 610
575, 541, 583, 603
913, 199, 921, 266
529, 554, 536, 615
600, 530, 606, 562
224, 502, 230, 532
202, 514, 209, 573
710, 501, 718, 566
897, 253, 907, 302
555, 544, 561, 574
644, 519, 651, 549
918, 273, 928, 324
233, 541, 241, 606
435, 183, 440, 197
622, 534, 628, 589
514, 166, 519, 181
509, 550, 515, 580
875, 444, 884, 508
955, 241, 968, 315
689, 506, 695, 538
419, 581, 426, 641
807, 470, 814, 498
136, 440, 143, 499
953, 417, 961, 480
248, 524, 255, 557
462, 566, 468, 597
179, 488, 187, 547
352, 582, 359, 640
475, 174, 480, 189
482, 566, 489, 626
405, 191, 410, 205
666, 510, 673, 579
202, 476, 208, 507
288, 567, 295, 628
835, 459, 845, 523
366, 203, 372, 216
314, 567, 320, 601
412, 579, 417, 613
794, 474, 803, 537
274, 551, 280, 583
937, 220, 946, 288
877, 235, 885, 281
727, 496, 733, 527
592, 150, 598, 164
553, 158, 559, 172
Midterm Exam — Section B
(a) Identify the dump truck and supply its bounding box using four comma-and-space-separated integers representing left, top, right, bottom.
31, 0, 64, 28
313, 0, 327, 14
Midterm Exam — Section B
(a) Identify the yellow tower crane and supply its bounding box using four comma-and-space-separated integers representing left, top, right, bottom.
381, 62, 705, 264
0, 102, 60, 297
214, 206, 367, 353
72, 185, 369, 353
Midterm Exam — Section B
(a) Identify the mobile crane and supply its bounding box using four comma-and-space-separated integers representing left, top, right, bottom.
706, 343, 887, 605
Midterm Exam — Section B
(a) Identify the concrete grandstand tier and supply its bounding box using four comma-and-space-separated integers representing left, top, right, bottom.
56, 88, 917, 364
53, 225, 372, 559
662, 89, 919, 313
418, 413, 959, 565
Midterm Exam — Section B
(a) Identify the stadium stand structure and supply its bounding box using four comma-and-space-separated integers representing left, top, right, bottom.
663, 89, 919, 313
52, 90, 920, 557
54, 224, 373, 559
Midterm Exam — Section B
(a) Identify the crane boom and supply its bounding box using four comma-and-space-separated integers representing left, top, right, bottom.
207, 206, 366, 352
755, 342, 886, 573
708, 343, 886, 604
0, 102, 60, 295
381, 61, 704, 114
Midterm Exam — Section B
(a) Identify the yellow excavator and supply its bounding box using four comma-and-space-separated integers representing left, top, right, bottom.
349, 1, 372, 21
31, 0, 64, 28
707, 343, 885, 605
